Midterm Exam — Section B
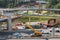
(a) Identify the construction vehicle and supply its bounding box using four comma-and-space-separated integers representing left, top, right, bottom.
25, 19, 60, 37
25, 19, 54, 37
26, 23, 42, 37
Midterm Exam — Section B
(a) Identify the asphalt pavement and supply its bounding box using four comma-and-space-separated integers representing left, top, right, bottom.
7, 38, 60, 40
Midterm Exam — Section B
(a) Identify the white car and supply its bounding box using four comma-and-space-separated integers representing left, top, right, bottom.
42, 29, 50, 34
48, 28, 60, 32
41, 29, 50, 37
55, 28, 60, 32
38, 29, 50, 34
16, 26, 25, 29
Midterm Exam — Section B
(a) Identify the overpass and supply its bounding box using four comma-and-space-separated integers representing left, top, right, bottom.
0, 15, 22, 22
0, 8, 60, 11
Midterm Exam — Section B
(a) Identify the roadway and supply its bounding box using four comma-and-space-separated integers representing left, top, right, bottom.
6, 38, 60, 40
0, 8, 60, 11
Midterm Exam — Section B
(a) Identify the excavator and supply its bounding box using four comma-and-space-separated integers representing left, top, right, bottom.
26, 23, 42, 37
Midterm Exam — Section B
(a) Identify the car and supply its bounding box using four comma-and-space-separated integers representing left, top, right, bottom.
41, 29, 50, 37
48, 28, 60, 32
48, 28, 52, 32
42, 29, 50, 34
55, 28, 60, 32
38, 29, 50, 34
16, 23, 25, 29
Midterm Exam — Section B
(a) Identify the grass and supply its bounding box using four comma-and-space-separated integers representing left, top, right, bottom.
18, 16, 57, 23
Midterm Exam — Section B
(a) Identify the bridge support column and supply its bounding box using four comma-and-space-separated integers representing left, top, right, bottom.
52, 27, 55, 37
0, 10, 4, 15
0, 22, 3, 30
2, 10, 4, 15
7, 16, 12, 31
29, 17, 31, 24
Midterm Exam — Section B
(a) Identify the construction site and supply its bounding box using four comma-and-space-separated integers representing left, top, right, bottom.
0, 0, 60, 40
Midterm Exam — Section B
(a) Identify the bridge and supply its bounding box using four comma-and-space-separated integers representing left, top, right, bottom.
0, 8, 60, 11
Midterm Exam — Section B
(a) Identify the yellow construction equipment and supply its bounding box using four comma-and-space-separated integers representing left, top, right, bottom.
26, 23, 42, 37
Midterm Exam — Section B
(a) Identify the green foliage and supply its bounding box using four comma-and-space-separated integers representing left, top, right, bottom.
54, 3, 60, 9
47, 0, 60, 8
0, 0, 60, 8
18, 16, 55, 23
0, 0, 20, 8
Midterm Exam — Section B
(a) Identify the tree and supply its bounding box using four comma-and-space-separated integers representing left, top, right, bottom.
54, 3, 60, 9
46, 0, 59, 8
0, 0, 20, 8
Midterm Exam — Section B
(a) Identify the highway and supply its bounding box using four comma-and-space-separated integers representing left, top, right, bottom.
7, 38, 60, 40
0, 8, 60, 11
